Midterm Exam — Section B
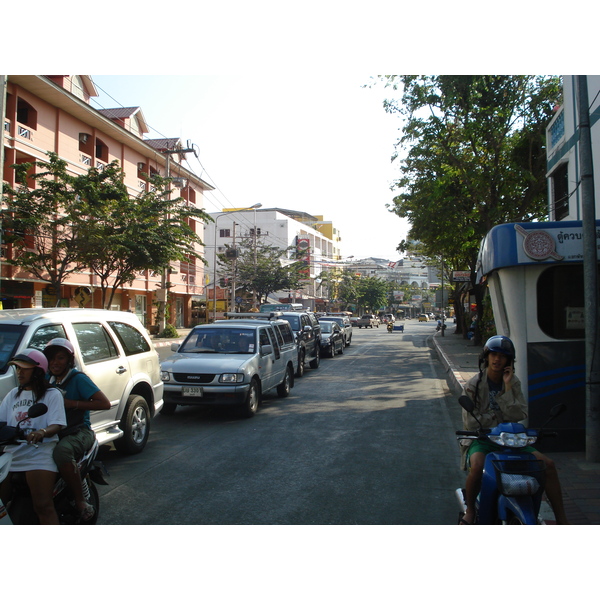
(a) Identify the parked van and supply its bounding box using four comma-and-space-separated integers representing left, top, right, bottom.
0, 308, 164, 454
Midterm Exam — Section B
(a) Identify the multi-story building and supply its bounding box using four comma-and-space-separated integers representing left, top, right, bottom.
204, 207, 343, 312
1, 75, 212, 328
546, 75, 600, 221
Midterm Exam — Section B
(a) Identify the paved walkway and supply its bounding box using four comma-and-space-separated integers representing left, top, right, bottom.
433, 327, 600, 525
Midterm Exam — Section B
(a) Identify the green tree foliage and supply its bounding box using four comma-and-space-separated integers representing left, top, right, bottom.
379, 75, 561, 341
3, 152, 210, 309
217, 237, 306, 305
356, 276, 389, 312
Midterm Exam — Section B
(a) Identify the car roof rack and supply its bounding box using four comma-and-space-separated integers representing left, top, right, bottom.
223, 312, 284, 320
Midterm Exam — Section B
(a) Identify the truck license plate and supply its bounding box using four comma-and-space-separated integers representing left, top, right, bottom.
182, 386, 203, 397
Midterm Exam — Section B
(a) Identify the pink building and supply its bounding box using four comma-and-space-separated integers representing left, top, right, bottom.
1, 75, 213, 328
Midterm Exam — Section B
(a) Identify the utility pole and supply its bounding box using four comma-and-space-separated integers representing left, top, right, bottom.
577, 76, 600, 462
157, 144, 194, 333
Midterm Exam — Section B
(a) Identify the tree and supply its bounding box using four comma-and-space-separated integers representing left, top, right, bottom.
3, 153, 89, 302
356, 276, 389, 313
217, 238, 307, 306
75, 164, 210, 309
379, 75, 561, 343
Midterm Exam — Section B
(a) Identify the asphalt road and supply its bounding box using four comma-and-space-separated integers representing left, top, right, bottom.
96, 320, 465, 525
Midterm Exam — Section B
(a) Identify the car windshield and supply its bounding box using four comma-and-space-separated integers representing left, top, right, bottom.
280, 315, 300, 330
0, 325, 27, 374
320, 322, 334, 333
179, 328, 256, 354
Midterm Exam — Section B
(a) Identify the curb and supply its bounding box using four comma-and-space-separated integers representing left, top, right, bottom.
432, 333, 469, 397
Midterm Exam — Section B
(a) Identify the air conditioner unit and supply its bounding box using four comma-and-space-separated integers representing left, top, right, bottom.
137, 162, 145, 171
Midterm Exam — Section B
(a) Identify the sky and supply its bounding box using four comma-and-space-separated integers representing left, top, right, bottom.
89, 74, 409, 261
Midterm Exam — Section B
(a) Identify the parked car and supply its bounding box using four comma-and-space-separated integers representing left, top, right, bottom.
277, 311, 321, 377
160, 316, 298, 418
418, 314, 429, 322
0, 308, 164, 454
319, 315, 353, 346
356, 314, 379, 328
350, 316, 359, 327
383, 314, 396, 324
319, 322, 344, 357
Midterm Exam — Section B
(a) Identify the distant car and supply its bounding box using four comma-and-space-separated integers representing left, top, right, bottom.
319, 315, 353, 346
418, 314, 429, 322
350, 317, 359, 327
278, 311, 321, 377
383, 314, 395, 324
356, 314, 379, 328
319, 322, 345, 357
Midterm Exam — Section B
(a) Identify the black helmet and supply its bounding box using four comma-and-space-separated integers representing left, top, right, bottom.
483, 335, 515, 361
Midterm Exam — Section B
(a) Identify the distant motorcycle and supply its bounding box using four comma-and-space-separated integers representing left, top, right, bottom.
436, 321, 447, 332
387, 322, 394, 333
0, 403, 109, 525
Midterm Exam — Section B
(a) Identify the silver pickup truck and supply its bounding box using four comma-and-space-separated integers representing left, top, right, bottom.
356, 314, 379, 329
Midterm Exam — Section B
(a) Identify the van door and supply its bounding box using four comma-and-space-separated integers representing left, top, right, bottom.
70, 322, 130, 434
258, 327, 277, 392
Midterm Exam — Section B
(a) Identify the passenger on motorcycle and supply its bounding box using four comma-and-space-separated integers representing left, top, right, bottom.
0, 349, 66, 524
459, 335, 569, 525
43, 338, 110, 523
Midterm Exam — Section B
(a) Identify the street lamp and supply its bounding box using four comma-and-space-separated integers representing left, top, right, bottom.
212, 204, 261, 321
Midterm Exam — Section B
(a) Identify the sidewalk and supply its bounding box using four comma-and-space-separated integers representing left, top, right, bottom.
433, 327, 600, 525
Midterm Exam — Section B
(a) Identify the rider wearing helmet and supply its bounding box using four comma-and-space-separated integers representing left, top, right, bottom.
459, 335, 569, 525
0, 348, 66, 524
43, 338, 110, 522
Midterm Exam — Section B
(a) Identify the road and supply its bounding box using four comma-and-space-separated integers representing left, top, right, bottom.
96, 320, 465, 524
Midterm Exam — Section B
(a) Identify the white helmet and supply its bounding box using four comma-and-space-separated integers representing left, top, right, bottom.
43, 337, 75, 357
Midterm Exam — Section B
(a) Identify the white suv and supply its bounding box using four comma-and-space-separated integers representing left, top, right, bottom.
0, 308, 164, 454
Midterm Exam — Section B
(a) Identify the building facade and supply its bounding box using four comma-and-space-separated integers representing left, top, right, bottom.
1, 75, 212, 329
204, 207, 343, 312
546, 75, 600, 221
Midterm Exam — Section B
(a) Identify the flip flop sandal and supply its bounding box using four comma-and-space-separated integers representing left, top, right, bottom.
79, 502, 95, 523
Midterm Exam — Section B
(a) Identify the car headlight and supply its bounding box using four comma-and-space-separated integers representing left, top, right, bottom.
219, 373, 244, 383
488, 432, 537, 448
161, 371, 171, 382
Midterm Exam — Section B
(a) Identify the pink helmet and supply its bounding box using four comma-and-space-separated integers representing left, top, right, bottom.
9, 348, 49, 372
43, 337, 75, 357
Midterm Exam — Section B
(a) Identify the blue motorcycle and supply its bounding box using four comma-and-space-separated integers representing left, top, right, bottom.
455, 395, 566, 525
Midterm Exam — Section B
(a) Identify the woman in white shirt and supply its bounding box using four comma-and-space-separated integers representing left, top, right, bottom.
0, 348, 66, 524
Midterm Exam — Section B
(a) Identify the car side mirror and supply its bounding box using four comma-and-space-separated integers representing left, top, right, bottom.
171, 343, 181, 352
260, 344, 273, 356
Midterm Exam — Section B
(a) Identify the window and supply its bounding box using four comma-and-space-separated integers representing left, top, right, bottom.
0, 325, 28, 373
16, 98, 37, 130
551, 162, 569, 221
276, 323, 294, 346
219, 229, 231, 238
73, 322, 119, 364
95, 138, 109, 162
536, 265, 597, 339
266, 328, 280, 359
108, 321, 150, 356
28, 325, 67, 351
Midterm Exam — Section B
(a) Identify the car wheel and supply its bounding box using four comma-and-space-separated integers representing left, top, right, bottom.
160, 402, 177, 416
277, 366, 293, 398
309, 349, 320, 369
296, 350, 305, 377
114, 395, 150, 455
242, 380, 260, 418
345, 335, 351, 347
338, 342, 344, 355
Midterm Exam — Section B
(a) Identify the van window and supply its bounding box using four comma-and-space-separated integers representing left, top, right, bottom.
28, 325, 67, 351
276, 323, 295, 346
0, 325, 27, 373
109, 321, 151, 355
273, 324, 285, 347
266, 328, 280, 359
73, 322, 119, 364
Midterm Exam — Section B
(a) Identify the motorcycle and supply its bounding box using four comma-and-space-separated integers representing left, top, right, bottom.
387, 322, 394, 333
0, 403, 109, 525
455, 395, 566, 525
436, 321, 446, 332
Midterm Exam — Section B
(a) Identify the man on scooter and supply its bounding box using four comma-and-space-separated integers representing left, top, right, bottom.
459, 335, 570, 525
43, 338, 110, 523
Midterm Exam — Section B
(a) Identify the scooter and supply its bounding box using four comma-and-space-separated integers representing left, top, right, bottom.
455, 395, 566, 525
0, 403, 109, 525
436, 321, 446, 332
387, 322, 394, 333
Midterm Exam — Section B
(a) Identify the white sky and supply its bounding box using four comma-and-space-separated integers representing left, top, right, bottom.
90, 73, 408, 261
